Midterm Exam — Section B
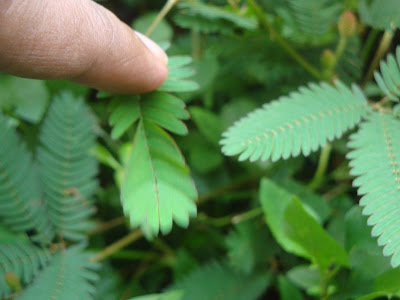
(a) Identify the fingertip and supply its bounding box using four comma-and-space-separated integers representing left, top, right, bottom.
134, 31, 168, 66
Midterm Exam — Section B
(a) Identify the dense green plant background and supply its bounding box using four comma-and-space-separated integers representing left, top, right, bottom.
1, 0, 400, 299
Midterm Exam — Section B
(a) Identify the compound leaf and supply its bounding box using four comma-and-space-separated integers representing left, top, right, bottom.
37, 92, 98, 241
221, 81, 369, 162
0, 113, 54, 244
374, 46, 400, 101
347, 111, 400, 267
0, 228, 51, 298
18, 244, 99, 300
121, 120, 197, 235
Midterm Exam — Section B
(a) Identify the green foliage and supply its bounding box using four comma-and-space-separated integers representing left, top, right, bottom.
17, 244, 99, 300
174, 2, 256, 34
2, 0, 400, 299
278, 0, 341, 43
260, 179, 349, 270
171, 261, 271, 300
130, 290, 183, 300
0, 75, 49, 123
359, 0, 400, 30
122, 120, 197, 235
37, 93, 98, 241
108, 55, 198, 235
221, 81, 369, 162
0, 228, 51, 298
225, 220, 270, 274
0, 113, 54, 244
347, 111, 400, 267
0, 91, 98, 299
374, 46, 400, 101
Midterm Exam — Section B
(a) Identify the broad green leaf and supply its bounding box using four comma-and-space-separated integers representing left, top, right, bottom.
260, 179, 308, 258
0, 75, 49, 123
260, 179, 349, 270
286, 265, 322, 296
278, 275, 305, 300
284, 197, 349, 269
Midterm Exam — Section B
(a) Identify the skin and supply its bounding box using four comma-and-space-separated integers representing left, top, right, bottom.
0, 0, 169, 94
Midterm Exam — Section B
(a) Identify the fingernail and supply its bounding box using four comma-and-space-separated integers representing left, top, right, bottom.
135, 31, 168, 65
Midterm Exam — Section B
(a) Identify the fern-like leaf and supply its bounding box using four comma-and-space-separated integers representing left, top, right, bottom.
221, 81, 370, 162
0, 113, 54, 244
374, 46, 400, 101
359, 0, 400, 30
108, 55, 198, 235
174, 2, 256, 34
122, 120, 197, 235
0, 227, 51, 298
37, 92, 98, 241
279, 0, 341, 43
347, 111, 400, 267
17, 244, 99, 300
159, 56, 199, 93
171, 261, 270, 300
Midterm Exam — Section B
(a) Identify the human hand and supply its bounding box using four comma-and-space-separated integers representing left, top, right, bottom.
0, 0, 168, 94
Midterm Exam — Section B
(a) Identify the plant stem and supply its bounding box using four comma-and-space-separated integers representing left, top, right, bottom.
333, 36, 348, 70
198, 207, 263, 227
362, 30, 393, 87
90, 230, 143, 262
87, 216, 126, 236
197, 176, 259, 204
246, 0, 321, 80
308, 143, 332, 190
231, 207, 263, 224
192, 29, 202, 59
146, 0, 180, 36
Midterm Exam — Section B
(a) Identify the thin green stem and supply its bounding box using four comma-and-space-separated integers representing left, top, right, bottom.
192, 29, 202, 59
90, 230, 143, 262
246, 0, 321, 80
146, 0, 180, 36
231, 207, 263, 224
87, 216, 126, 236
198, 207, 263, 227
308, 143, 332, 190
333, 36, 348, 69
197, 176, 259, 204
362, 30, 394, 87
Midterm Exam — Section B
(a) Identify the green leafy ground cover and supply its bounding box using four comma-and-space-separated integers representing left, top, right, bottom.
1, 0, 400, 299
